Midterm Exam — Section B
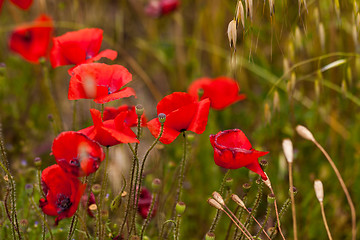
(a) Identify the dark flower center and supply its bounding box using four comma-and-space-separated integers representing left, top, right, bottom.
69, 157, 80, 167
22, 31, 33, 43
56, 194, 72, 213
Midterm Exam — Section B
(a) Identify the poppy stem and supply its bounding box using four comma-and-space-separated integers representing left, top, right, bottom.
75, 213, 91, 239
288, 162, 298, 240
140, 192, 157, 239
255, 199, 272, 239
269, 197, 291, 239
29, 196, 54, 240
319, 201, 333, 240
208, 170, 231, 233
67, 215, 78, 240
222, 204, 254, 240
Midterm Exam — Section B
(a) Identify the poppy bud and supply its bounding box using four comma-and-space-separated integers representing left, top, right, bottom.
282, 139, 293, 163
267, 193, 275, 204
205, 232, 215, 240
296, 125, 315, 142
207, 198, 223, 211
212, 192, 225, 206
231, 194, 246, 209
158, 113, 166, 124
262, 173, 272, 189
152, 178, 162, 192
34, 157, 42, 168
314, 180, 324, 202
110, 194, 122, 212
25, 184, 33, 196
175, 201, 186, 215
92, 184, 101, 195
135, 104, 144, 117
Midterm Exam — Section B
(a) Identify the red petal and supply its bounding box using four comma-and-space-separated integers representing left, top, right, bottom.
245, 162, 267, 180
87, 49, 118, 63
147, 118, 180, 144
10, 0, 33, 9
156, 92, 196, 115
94, 87, 136, 104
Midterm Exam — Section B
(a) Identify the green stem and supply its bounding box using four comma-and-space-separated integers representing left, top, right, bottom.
208, 170, 231, 233
30, 197, 53, 240
67, 215, 77, 240
75, 213, 91, 239
140, 193, 157, 239
159, 220, 176, 240
255, 203, 272, 238
177, 132, 187, 202
270, 198, 291, 239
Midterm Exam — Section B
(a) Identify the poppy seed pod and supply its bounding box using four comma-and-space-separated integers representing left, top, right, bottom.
175, 201, 186, 215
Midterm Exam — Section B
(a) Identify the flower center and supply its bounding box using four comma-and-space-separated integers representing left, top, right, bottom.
56, 194, 72, 213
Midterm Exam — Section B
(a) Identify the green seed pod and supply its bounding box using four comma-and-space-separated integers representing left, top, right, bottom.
225, 178, 233, 188
151, 178, 162, 192
242, 183, 251, 193
92, 184, 101, 195
34, 157, 42, 168
267, 193, 275, 204
135, 104, 144, 116
158, 113, 166, 124
205, 232, 215, 240
175, 201, 186, 215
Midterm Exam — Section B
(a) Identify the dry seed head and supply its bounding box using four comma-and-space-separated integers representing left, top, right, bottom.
356, 13, 360, 27
334, 0, 340, 19
318, 23, 325, 51
354, 0, 358, 13
268, 0, 275, 17
313, 7, 320, 26
282, 139, 293, 163
207, 198, 224, 211
273, 91, 280, 112
314, 180, 324, 202
212, 191, 225, 206
296, 125, 315, 142
314, 79, 320, 100
352, 24, 358, 47
247, 0, 253, 21
347, 66, 353, 86
341, 79, 347, 96
231, 194, 246, 209
288, 42, 295, 61
295, 27, 302, 50
227, 20, 237, 49
283, 58, 290, 78
264, 102, 271, 124
236, 0, 245, 28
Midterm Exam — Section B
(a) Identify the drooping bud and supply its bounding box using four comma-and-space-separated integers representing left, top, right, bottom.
262, 173, 272, 189
314, 179, 324, 202
175, 201, 186, 215
282, 139, 293, 163
227, 20, 237, 49
158, 113, 166, 124
135, 104, 144, 117
207, 198, 224, 211
212, 192, 225, 206
231, 194, 246, 209
296, 125, 315, 142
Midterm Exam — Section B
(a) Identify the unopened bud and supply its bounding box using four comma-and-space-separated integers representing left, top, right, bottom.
207, 198, 224, 211
110, 194, 122, 212
152, 178, 162, 192
296, 125, 315, 142
227, 20, 237, 49
267, 193, 275, 204
314, 180, 324, 202
25, 184, 33, 196
158, 113, 166, 124
282, 139, 293, 163
135, 104, 144, 116
175, 201, 186, 215
212, 192, 225, 206
231, 194, 246, 209
92, 184, 101, 195
205, 232, 215, 240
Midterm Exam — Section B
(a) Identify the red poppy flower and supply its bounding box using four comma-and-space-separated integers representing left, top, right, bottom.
10, 0, 32, 9
39, 164, 86, 225
52, 131, 105, 177
103, 105, 147, 127
210, 129, 269, 180
188, 77, 246, 110
50, 28, 117, 68
68, 63, 136, 104
147, 92, 210, 144
137, 188, 157, 219
9, 14, 53, 63
79, 109, 139, 147
145, 0, 180, 17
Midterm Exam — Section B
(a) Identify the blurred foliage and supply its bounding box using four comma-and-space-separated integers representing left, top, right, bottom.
1, 0, 360, 239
